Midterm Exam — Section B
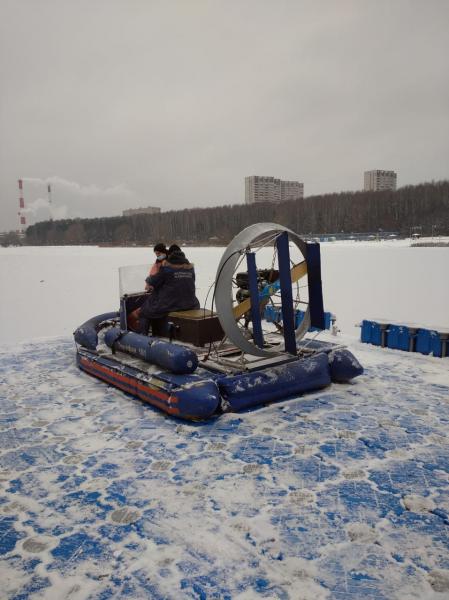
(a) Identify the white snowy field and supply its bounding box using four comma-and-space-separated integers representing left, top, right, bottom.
0, 240, 448, 344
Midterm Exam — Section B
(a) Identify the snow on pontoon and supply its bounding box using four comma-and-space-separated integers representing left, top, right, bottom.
74, 223, 363, 420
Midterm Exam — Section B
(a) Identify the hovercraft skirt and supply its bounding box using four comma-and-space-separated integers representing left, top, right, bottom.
77, 350, 221, 420
218, 352, 331, 411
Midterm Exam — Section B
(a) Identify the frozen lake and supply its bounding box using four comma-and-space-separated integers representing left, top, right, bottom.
1, 240, 449, 598
0, 241, 448, 344
1, 332, 449, 598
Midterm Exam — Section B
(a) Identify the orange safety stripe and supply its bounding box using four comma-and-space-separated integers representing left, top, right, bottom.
80, 356, 180, 415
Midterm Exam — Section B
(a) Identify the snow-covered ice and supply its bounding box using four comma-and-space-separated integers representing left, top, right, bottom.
0, 241, 448, 598
0, 240, 448, 344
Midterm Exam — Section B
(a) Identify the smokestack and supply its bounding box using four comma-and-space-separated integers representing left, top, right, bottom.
47, 183, 52, 205
18, 179, 26, 232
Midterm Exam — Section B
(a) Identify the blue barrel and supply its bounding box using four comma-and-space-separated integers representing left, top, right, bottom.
416, 329, 443, 358
416, 329, 442, 357
361, 320, 388, 346
295, 309, 304, 328
361, 320, 373, 343
416, 328, 432, 355
387, 325, 410, 351
371, 322, 383, 346
267, 308, 332, 331
264, 305, 281, 324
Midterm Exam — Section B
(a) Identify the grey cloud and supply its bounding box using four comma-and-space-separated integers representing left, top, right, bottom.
1, 0, 448, 230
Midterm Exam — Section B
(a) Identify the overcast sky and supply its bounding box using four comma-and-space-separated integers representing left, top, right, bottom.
1, 0, 448, 231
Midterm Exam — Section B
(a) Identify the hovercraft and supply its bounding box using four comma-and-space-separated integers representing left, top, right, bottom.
74, 223, 363, 420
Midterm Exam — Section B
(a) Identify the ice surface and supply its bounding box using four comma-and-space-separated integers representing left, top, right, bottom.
0, 334, 448, 598
0, 242, 448, 597
0, 241, 448, 344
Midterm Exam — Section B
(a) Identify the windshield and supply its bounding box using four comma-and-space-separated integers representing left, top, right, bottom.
119, 264, 148, 297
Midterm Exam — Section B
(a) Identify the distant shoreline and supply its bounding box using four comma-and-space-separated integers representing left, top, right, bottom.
411, 242, 449, 247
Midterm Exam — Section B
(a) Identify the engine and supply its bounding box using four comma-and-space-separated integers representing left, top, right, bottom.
235, 268, 279, 305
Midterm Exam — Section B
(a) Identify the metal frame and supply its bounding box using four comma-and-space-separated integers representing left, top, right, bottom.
214, 223, 312, 357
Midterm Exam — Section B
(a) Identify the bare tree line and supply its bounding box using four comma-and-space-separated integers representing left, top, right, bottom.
24, 180, 449, 246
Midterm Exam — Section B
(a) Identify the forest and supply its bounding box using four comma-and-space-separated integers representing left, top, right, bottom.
22, 180, 449, 246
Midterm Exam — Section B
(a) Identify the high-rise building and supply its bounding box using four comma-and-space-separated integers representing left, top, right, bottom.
364, 170, 397, 192
122, 206, 161, 217
245, 176, 304, 204
280, 180, 304, 202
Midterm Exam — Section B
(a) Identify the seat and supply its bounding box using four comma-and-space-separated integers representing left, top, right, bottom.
167, 308, 223, 346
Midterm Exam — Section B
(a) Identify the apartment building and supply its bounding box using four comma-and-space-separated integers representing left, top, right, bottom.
364, 170, 397, 192
245, 176, 304, 204
281, 180, 304, 202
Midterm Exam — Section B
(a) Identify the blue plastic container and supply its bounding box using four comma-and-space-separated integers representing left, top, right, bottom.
416, 329, 442, 357
264, 305, 282, 324
370, 322, 383, 346
361, 320, 373, 343
294, 309, 331, 330
416, 328, 431, 355
361, 320, 447, 357
295, 309, 305, 328
264, 306, 332, 331
387, 324, 411, 351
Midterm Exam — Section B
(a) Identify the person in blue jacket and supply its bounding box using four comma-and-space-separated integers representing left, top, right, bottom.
138, 248, 200, 335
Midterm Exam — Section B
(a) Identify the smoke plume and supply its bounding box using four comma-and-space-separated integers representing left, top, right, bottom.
20, 176, 139, 224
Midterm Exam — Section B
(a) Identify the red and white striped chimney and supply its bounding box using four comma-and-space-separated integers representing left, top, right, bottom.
18, 179, 26, 231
